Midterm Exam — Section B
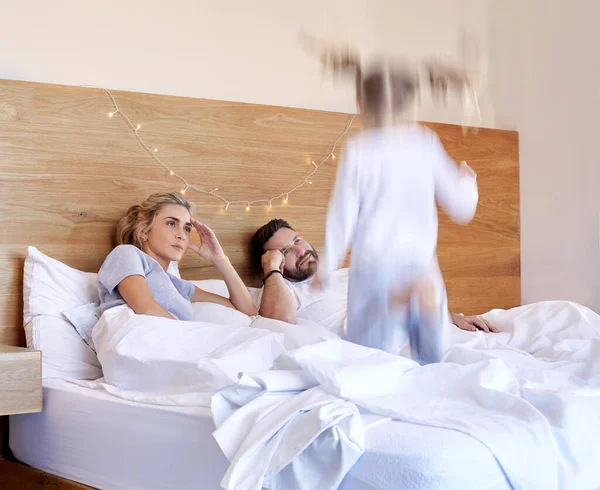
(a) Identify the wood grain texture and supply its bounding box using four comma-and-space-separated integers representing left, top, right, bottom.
0, 345, 42, 416
0, 458, 95, 489
0, 78, 519, 346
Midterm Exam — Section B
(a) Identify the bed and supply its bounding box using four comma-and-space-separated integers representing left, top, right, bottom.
0, 78, 523, 489
10, 378, 508, 490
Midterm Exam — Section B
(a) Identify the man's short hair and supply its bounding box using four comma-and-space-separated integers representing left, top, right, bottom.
251, 219, 294, 270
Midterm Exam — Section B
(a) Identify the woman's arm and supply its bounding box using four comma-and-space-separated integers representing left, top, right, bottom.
117, 275, 175, 319
188, 265, 259, 316
190, 286, 234, 308
188, 219, 258, 316
212, 256, 258, 315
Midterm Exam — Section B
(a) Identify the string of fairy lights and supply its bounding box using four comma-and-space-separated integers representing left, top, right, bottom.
103, 89, 356, 211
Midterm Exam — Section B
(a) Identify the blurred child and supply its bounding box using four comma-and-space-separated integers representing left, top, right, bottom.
314, 49, 478, 364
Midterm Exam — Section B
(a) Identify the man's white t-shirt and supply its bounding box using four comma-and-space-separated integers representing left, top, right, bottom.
282, 268, 349, 337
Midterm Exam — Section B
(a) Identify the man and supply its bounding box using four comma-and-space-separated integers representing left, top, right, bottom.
252, 218, 498, 335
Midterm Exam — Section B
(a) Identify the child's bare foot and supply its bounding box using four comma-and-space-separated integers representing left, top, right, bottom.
389, 285, 412, 309
389, 275, 440, 323
416, 276, 439, 322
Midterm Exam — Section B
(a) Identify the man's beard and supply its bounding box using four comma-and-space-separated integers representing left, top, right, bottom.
284, 250, 318, 282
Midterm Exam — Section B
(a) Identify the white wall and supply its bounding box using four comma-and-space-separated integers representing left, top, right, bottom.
488, 0, 600, 311
0, 0, 492, 125
15, 0, 599, 312
4, 0, 598, 311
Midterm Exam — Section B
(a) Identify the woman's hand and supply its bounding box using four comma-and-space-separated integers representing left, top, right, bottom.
188, 219, 227, 264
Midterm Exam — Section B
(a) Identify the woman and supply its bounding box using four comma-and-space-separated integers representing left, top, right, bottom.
98, 192, 258, 320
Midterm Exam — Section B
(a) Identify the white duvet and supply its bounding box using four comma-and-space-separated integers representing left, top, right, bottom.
75, 300, 600, 490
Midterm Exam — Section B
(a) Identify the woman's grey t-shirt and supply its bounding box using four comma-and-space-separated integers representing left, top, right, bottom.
98, 245, 195, 321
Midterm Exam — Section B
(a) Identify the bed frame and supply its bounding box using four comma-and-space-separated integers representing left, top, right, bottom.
0, 77, 519, 488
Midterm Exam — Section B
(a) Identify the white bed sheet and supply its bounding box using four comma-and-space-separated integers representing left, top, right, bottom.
10, 379, 509, 490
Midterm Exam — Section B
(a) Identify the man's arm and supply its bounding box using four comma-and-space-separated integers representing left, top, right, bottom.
258, 250, 298, 324
449, 311, 499, 333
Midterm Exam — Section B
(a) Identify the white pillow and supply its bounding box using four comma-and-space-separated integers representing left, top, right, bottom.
23, 247, 101, 380
192, 279, 262, 308
23, 246, 181, 379
23, 246, 180, 323
24, 315, 103, 380
190, 279, 264, 327
62, 302, 100, 352
191, 302, 253, 327
23, 246, 99, 325
191, 279, 230, 297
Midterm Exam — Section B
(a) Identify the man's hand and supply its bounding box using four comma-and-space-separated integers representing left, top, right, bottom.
262, 250, 284, 275
259, 249, 296, 324
450, 311, 499, 333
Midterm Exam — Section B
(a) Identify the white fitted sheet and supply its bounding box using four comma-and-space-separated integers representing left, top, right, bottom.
10, 379, 509, 490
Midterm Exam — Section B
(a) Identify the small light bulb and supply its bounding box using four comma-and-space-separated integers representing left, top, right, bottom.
308, 181, 312, 184
136, 124, 141, 130
331, 153, 336, 160
283, 193, 289, 203
246, 205, 250, 211
154, 148, 158, 152
109, 112, 114, 118
181, 188, 186, 194
269, 201, 272, 209
169, 170, 174, 176
225, 203, 230, 211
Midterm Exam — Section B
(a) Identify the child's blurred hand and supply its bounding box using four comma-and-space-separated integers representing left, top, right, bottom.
459, 160, 476, 178
311, 270, 325, 292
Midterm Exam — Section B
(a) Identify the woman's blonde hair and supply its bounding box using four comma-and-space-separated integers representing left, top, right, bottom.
116, 192, 195, 249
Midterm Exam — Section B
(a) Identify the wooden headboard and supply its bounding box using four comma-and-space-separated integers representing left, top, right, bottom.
0, 78, 519, 346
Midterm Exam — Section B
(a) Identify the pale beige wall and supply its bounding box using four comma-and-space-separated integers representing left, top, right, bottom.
4, 0, 599, 312
488, 0, 600, 311
6, 0, 597, 312
0, 0, 492, 125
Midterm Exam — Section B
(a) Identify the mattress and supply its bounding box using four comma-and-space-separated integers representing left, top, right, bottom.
10, 379, 510, 490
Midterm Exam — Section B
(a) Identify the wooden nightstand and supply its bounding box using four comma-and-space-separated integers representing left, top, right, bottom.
0, 345, 42, 416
